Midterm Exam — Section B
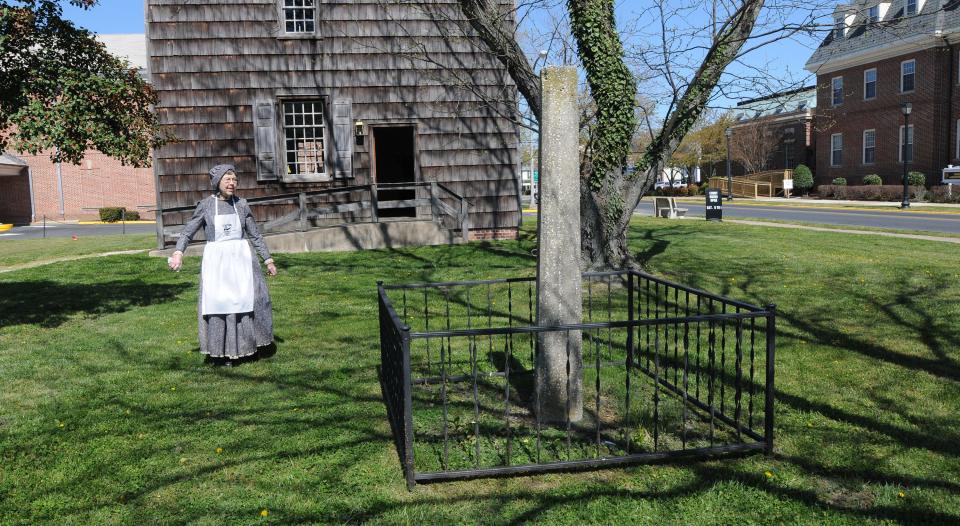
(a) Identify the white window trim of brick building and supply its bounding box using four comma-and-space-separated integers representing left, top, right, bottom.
832, 76, 844, 106
831, 133, 843, 166
863, 129, 876, 165
864, 68, 877, 100
899, 124, 914, 163
901, 59, 915, 93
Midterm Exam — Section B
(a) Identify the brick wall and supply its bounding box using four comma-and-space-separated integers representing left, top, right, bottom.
814, 47, 954, 186
468, 228, 519, 241
13, 150, 156, 222
0, 172, 33, 224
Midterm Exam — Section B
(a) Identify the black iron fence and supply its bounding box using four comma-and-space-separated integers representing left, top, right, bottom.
378, 271, 776, 489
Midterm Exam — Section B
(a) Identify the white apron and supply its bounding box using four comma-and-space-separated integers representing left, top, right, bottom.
201, 198, 255, 315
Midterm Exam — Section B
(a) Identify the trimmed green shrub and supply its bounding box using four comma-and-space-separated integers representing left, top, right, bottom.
907, 171, 926, 186
863, 174, 882, 186
831, 177, 847, 186
98, 207, 139, 222
793, 164, 814, 194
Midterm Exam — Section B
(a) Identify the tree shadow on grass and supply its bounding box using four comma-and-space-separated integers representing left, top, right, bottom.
0, 280, 191, 328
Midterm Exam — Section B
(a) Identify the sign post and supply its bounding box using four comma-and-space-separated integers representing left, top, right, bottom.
943, 167, 960, 198
782, 178, 793, 199
706, 189, 723, 221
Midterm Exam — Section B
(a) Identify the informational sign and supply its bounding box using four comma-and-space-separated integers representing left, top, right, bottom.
706, 189, 722, 221
782, 179, 794, 190
943, 166, 960, 184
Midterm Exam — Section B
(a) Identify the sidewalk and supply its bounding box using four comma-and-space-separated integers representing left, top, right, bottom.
672, 196, 960, 210
727, 220, 960, 244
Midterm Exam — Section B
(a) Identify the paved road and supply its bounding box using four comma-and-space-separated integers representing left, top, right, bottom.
635, 201, 960, 235
0, 223, 156, 240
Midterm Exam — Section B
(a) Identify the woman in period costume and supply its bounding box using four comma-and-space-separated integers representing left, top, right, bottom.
168, 164, 277, 365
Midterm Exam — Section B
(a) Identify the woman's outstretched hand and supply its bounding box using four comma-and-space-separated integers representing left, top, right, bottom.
168, 251, 183, 271
266, 260, 278, 276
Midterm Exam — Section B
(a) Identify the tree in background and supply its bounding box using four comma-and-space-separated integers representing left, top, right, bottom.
0, 0, 167, 166
793, 164, 813, 194
671, 112, 735, 181
729, 119, 778, 174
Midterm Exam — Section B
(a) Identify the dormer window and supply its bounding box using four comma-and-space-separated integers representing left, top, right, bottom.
868, 5, 880, 22
906, 0, 917, 15
282, 0, 316, 34
834, 15, 846, 38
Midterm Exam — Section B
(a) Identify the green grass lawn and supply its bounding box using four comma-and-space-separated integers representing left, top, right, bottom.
0, 234, 154, 269
0, 218, 957, 525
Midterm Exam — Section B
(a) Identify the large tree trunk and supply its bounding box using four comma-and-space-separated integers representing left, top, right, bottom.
457, 0, 766, 269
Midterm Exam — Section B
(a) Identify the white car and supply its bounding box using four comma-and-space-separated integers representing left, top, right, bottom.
654, 180, 687, 190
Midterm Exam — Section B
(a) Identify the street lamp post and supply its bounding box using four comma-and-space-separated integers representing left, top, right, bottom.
725, 127, 733, 201
901, 102, 912, 209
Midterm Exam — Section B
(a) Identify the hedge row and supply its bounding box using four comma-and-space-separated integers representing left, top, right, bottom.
817, 185, 926, 201
98, 207, 141, 222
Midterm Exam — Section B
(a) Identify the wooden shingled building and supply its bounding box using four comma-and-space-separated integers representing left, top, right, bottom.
146, 0, 521, 248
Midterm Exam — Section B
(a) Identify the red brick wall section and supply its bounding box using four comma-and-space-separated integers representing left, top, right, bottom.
0, 171, 33, 224
814, 47, 954, 186
14, 149, 156, 222
468, 228, 519, 241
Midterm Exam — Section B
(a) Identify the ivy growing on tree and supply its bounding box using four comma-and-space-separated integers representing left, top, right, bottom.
0, 0, 167, 166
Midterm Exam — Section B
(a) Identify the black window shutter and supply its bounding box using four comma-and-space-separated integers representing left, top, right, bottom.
253, 99, 279, 181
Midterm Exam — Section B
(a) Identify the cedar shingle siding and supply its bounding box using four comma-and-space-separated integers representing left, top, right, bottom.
147, 0, 520, 245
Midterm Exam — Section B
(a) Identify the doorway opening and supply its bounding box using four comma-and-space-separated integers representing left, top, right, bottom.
373, 126, 417, 218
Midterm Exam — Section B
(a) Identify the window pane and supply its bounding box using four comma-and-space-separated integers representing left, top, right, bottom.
282, 99, 327, 176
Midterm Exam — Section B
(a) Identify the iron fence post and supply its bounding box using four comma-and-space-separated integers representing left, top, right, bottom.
764, 303, 776, 455
401, 322, 415, 490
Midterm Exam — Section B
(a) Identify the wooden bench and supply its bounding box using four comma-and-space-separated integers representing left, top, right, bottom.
653, 197, 688, 219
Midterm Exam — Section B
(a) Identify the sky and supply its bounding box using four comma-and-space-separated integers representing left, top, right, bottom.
62, 0, 144, 34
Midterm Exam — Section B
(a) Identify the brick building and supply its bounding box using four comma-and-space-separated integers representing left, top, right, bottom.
0, 34, 156, 224
805, 0, 960, 186
729, 86, 817, 175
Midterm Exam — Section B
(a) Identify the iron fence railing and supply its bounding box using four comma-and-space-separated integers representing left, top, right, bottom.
378, 270, 776, 489
161, 182, 471, 247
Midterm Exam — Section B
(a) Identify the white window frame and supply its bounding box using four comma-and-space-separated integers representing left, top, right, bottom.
864, 68, 877, 100
862, 129, 876, 164
831, 133, 843, 167
281, 100, 328, 181
868, 5, 880, 22
832, 76, 844, 106
279, 0, 317, 35
901, 59, 916, 93
899, 124, 914, 163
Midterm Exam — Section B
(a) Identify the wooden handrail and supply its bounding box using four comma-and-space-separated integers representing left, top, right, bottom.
160, 181, 473, 242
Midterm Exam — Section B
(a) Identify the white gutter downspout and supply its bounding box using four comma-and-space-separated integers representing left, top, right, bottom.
27, 166, 36, 223
55, 148, 64, 218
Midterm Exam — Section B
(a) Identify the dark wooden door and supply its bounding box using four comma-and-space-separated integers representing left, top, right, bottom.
373, 126, 416, 218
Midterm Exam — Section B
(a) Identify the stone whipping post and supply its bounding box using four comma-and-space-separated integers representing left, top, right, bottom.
536, 66, 582, 423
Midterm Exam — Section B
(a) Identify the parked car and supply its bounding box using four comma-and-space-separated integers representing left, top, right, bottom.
654, 180, 688, 190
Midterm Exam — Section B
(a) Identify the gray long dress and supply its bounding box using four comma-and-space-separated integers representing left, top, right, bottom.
176, 195, 274, 359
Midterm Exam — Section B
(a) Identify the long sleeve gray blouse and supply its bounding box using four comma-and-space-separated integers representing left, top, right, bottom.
174, 195, 272, 261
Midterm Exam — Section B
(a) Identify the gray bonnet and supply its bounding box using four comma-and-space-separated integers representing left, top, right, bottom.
209, 164, 236, 191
